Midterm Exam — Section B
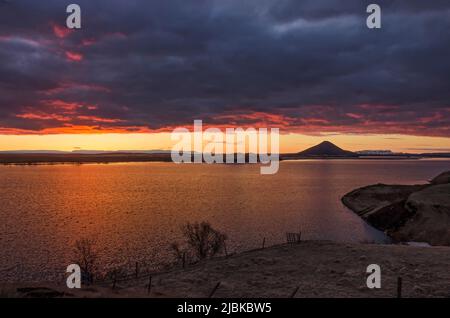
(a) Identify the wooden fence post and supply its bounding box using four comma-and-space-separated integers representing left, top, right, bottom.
290, 286, 300, 298
208, 282, 221, 298
397, 277, 402, 298
147, 275, 152, 295
262, 237, 266, 249
224, 242, 228, 257
112, 273, 117, 290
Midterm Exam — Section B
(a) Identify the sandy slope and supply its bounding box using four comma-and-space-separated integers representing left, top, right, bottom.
5, 241, 450, 298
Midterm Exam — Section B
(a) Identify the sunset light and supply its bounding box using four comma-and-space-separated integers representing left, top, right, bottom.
1, 0, 449, 306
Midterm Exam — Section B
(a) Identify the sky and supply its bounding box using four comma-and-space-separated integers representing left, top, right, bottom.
0, 0, 449, 153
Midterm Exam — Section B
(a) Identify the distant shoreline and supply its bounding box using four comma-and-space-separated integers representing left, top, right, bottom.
0, 153, 174, 165
1, 153, 449, 165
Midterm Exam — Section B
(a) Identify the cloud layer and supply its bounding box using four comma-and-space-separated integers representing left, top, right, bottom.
0, 0, 449, 136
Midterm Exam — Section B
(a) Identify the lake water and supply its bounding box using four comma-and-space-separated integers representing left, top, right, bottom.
0, 159, 449, 282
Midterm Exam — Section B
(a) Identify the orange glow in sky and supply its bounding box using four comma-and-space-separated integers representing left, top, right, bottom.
1, 133, 449, 154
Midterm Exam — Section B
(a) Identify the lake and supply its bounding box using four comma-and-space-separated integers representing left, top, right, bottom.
0, 159, 449, 282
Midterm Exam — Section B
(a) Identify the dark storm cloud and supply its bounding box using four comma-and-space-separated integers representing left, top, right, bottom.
0, 0, 449, 135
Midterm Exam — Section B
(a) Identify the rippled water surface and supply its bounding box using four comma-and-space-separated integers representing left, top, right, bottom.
1, 159, 449, 282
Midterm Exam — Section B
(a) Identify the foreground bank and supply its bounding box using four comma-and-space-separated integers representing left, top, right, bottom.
4, 241, 449, 298
342, 171, 450, 246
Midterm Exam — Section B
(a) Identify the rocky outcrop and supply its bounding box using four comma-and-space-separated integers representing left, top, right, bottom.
395, 184, 450, 245
342, 171, 450, 246
430, 171, 450, 185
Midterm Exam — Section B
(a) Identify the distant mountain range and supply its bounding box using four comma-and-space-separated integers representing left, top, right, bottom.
297, 141, 358, 157
0, 150, 171, 154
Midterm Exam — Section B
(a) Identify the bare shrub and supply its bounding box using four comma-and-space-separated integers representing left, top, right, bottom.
72, 238, 98, 284
170, 242, 185, 263
171, 222, 227, 264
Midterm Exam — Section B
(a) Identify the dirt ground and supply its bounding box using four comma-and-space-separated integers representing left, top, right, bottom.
4, 240, 449, 298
